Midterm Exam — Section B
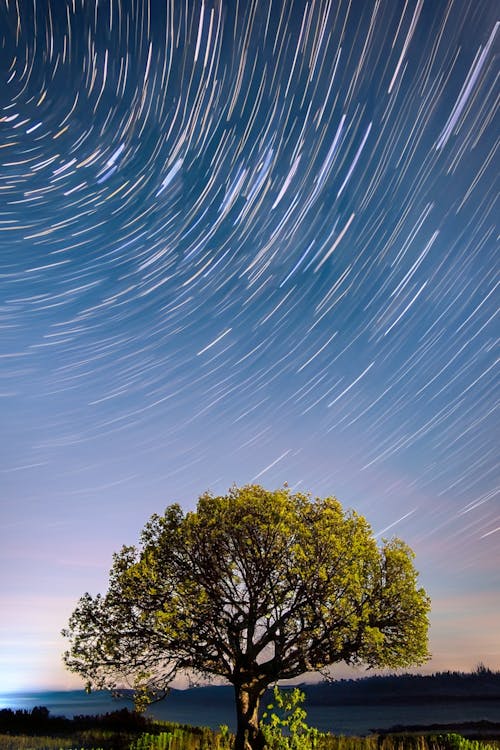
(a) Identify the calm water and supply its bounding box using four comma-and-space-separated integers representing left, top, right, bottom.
1, 691, 499, 736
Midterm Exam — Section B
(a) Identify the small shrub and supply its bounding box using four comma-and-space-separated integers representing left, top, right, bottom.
260, 686, 327, 749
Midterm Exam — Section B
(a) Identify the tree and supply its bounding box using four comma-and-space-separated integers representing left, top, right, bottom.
63, 484, 430, 750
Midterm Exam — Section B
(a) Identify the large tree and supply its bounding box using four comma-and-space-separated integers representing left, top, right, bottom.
63, 485, 430, 750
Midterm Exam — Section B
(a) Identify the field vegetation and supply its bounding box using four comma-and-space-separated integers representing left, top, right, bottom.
0, 727, 498, 750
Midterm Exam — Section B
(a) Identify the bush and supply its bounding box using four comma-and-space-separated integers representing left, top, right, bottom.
260, 686, 328, 749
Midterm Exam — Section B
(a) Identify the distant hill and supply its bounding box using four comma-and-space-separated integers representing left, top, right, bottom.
301, 668, 500, 705
166, 667, 500, 707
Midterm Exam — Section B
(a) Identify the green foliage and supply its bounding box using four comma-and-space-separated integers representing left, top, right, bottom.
129, 731, 178, 750
215, 726, 233, 750
128, 726, 233, 749
260, 686, 326, 749
437, 734, 497, 750
64, 484, 430, 692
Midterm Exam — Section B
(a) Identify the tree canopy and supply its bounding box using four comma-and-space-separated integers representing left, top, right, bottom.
63, 484, 430, 750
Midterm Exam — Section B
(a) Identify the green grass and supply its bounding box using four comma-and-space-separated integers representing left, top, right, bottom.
1, 731, 499, 750
0, 723, 229, 750
0, 722, 500, 750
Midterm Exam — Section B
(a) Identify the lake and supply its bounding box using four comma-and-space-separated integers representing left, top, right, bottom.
1, 690, 499, 736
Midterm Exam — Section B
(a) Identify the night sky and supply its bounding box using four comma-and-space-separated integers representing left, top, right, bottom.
1, 0, 498, 691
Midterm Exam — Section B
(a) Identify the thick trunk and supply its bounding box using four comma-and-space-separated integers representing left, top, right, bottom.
233, 682, 266, 750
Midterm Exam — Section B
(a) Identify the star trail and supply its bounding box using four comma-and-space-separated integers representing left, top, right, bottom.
0, 0, 498, 689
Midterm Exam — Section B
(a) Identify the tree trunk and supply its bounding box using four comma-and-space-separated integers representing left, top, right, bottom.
233, 682, 266, 750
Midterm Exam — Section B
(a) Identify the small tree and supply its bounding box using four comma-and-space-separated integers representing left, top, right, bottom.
63, 485, 430, 750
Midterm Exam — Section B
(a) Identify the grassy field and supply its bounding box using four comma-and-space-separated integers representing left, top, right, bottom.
0, 726, 499, 750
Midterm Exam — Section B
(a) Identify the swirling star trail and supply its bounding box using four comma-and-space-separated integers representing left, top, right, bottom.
0, 0, 498, 688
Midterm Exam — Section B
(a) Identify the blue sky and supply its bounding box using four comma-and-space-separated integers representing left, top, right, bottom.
0, 0, 498, 691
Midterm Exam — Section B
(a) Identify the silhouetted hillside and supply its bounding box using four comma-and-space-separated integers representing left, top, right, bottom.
301, 667, 500, 705
163, 666, 500, 708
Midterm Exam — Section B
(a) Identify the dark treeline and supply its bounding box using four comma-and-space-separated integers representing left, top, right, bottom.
0, 708, 216, 750
0, 706, 157, 736
303, 665, 500, 705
